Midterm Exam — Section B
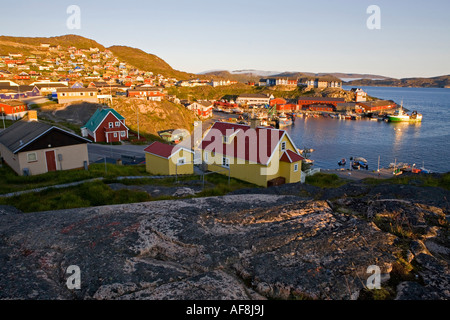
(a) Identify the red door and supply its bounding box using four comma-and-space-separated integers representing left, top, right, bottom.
45, 150, 57, 172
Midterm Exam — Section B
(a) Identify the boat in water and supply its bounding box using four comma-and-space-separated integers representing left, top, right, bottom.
387, 102, 422, 122
277, 112, 293, 127
351, 157, 368, 170
338, 158, 346, 166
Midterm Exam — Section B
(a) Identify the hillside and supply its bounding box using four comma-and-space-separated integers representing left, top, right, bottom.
346, 75, 450, 88
111, 97, 197, 136
0, 34, 105, 55
107, 45, 199, 80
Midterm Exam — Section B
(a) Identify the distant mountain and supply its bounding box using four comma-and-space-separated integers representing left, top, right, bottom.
345, 75, 450, 88
199, 69, 392, 82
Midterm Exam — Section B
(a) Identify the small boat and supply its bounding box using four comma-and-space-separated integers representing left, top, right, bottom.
277, 112, 293, 127
338, 158, 346, 166
387, 101, 422, 122
351, 157, 368, 170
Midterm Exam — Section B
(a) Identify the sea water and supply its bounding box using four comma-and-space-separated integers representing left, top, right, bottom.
285, 86, 450, 173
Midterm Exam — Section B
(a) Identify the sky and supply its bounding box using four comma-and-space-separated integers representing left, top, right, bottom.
1, 0, 449, 79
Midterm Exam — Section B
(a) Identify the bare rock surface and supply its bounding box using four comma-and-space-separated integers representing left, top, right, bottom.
0, 194, 400, 300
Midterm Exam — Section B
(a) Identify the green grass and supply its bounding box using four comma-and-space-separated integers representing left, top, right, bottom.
0, 163, 148, 195
305, 173, 348, 188
364, 172, 450, 191
0, 165, 257, 212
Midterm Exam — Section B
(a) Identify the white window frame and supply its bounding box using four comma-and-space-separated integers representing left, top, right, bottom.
27, 152, 37, 163
281, 141, 287, 151
294, 163, 299, 172
113, 132, 117, 138
177, 157, 186, 165
115, 121, 120, 127
222, 157, 230, 168
120, 131, 126, 137
223, 136, 229, 144
108, 122, 113, 128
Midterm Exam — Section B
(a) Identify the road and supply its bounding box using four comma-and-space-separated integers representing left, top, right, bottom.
87, 111, 240, 163
88, 143, 147, 163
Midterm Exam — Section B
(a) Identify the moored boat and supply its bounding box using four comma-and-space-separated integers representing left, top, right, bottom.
387, 102, 422, 122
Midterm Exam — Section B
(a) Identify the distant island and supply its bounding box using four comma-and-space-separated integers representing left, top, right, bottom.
344, 75, 450, 88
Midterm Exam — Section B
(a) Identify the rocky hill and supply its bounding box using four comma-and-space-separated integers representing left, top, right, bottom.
0, 176, 448, 300
345, 75, 450, 88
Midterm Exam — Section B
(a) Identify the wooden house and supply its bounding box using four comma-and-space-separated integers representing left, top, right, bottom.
199, 121, 304, 187
81, 108, 128, 143
0, 100, 28, 120
144, 141, 194, 175
0, 112, 90, 176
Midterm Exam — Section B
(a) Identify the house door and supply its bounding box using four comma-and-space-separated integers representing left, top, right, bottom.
45, 150, 57, 172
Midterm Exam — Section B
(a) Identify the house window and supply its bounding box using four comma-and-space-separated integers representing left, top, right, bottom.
27, 152, 37, 162
223, 136, 229, 144
108, 122, 113, 128
204, 151, 208, 163
294, 163, 299, 172
89, 93, 94, 96
222, 157, 230, 168
281, 141, 286, 151
115, 121, 120, 127
177, 158, 186, 165
121, 131, 126, 137
113, 132, 117, 138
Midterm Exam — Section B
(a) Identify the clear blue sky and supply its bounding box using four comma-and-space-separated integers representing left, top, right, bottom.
1, 0, 449, 78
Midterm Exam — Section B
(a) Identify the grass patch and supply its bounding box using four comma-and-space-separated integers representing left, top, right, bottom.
364, 172, 450, 191
305, 173, 348, 188
0, 180, 151, 213
0, 167, 257, 212
0, 163, 149, 195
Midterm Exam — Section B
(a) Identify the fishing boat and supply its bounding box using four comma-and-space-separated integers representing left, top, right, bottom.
277, 112, 293, 127
338, 158, 346, 166
387, 102, 422, 122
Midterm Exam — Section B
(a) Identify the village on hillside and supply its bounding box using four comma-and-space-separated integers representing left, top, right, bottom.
0, 41, 400, 188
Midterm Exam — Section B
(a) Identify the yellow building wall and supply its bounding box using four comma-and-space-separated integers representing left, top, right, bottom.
202, 134, 301, 187
146, 149, 193, 176
17, 144, 89, 176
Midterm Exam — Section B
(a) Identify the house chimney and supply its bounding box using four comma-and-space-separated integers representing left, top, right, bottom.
27, 110, 38, 122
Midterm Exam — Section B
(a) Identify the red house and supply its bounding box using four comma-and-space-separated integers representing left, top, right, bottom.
127, 87, 165, 101
0, 100, 28, 120
81, 108, 129, 143
270, 98, 287, 106
297, 97, 345, 109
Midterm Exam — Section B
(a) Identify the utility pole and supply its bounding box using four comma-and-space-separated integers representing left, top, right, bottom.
137, 106, 140, 140
1, 107, 5, 130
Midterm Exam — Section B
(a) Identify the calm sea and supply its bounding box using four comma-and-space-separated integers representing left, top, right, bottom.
284, 86, 450, 173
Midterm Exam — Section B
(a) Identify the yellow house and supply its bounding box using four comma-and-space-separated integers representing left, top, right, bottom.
144, 141, 194, 175
199, 121, 304, 187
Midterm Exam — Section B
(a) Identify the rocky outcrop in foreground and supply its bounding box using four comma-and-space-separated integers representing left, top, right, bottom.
0, 180, 449, 300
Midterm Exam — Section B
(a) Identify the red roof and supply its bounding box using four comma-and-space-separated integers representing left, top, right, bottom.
280, 149, 304, 163
200, 122, 289, 165
144, 141, 180, 158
